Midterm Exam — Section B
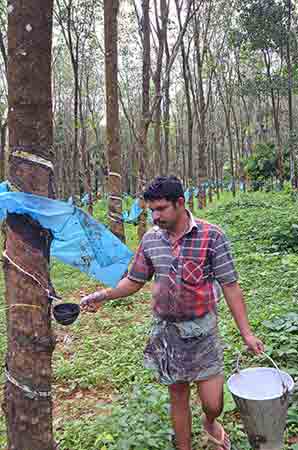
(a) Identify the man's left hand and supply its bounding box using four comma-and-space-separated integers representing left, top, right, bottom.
243, 334, 264, 354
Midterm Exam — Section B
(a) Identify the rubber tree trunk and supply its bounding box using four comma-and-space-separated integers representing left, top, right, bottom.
2, 2, 56, 450
0, 119, 7, 181
104, 0, 125, 242
287, 0, 296, 187
137, 0, 151, 241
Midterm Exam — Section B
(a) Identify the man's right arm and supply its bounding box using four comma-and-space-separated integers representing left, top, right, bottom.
80, 277, 145, 312
81, 235, 153, 312
105, 277, 144, 300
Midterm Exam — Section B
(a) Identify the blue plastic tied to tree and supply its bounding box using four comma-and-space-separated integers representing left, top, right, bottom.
122, 198, 143, 224
0, 181, 10, 193
0, 182, 133, 287
81, 193, 90, 205
184, 189, 190, 202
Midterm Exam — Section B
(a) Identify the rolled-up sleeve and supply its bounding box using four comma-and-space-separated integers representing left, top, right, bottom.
211, 231, 238, 286
128, 240, 154, 283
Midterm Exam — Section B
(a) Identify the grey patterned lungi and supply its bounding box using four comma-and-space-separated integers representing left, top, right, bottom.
144, 312, 224, 385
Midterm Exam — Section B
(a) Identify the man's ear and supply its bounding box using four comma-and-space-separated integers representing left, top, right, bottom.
177, 197, 185, 208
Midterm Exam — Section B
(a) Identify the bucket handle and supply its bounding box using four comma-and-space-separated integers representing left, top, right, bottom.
235, 351, 288, 395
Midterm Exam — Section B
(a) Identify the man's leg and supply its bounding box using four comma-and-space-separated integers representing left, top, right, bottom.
168, 382, 192, 450
196, 374, 229, 449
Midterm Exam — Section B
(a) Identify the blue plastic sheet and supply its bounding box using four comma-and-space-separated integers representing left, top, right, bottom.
0, 181, 10, 193
122, 198, 143, 224
184, 188, 199, 202
0, 184, 133, 287
81, 193, 90, 205
184, 189, 190, 202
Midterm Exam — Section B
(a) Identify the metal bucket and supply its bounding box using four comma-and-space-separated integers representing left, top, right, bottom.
227, 353, 294, 450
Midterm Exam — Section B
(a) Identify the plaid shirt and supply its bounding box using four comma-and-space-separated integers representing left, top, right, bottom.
128, 212, 238, 321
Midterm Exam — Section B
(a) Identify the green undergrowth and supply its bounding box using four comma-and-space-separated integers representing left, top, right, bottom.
1, 190, 298, 449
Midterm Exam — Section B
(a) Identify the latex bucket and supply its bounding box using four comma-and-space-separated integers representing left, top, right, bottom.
227, 353, 294, 450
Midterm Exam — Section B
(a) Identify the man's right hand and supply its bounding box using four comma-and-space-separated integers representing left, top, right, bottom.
80, 290, 108, 313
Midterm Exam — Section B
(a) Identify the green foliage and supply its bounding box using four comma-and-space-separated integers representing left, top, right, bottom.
236, 0, 287, 51
244, 143, 277, 184
58, 385, 175, 450
240, 73, 292, 97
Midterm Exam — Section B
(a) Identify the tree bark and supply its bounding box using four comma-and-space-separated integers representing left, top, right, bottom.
3, 2, 56, 450
263, 49, 283, 183
104, 0, 125, 242
152, 0, 169, 175
137, 0, 151, 240
0, 120, 7, 181
287, 0, 295, 187
163, 29, 170, 175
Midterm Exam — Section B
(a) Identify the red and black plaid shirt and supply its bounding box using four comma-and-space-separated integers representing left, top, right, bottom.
128, 213, 238, 321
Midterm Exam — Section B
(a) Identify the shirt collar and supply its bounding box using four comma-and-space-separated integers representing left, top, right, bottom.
185, 209, 198, 234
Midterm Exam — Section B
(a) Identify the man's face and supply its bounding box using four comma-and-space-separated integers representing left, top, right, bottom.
148, 197, 184, 231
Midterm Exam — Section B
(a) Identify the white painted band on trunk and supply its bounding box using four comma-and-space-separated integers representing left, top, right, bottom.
109, 172, 121, 178
109, 195, 122, 201
12, 150, 54, 170
109, 212, 123, 221
108, 214, 121, 223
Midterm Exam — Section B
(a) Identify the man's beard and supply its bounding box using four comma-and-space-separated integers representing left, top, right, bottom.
154, 220, 175, 230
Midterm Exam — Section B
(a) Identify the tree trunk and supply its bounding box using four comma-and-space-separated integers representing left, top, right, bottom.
287, 0, 295, 187
263, 50, 283, 183
207, 142, 213, 204
137, 0, 151, 240
153, 0, 168, 176
227, 117, 236, 197
0, 120, 7, 181
79, 86, 93, 215
104, 0, 125, 242
197, 120, 208, 209
214, 135, 220, 200
3, 2, 56, 450
163, 33, 170, 175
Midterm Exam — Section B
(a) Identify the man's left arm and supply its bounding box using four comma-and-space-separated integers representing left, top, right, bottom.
222, 281, 264, 354
211, 229, 264, 354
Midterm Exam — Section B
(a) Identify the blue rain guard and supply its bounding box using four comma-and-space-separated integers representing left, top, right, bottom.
184, 189, 190, 202
0, 186, 133, 287
81, 193, 90, 205
0, 181, 10, 193
122, 198, 143, 224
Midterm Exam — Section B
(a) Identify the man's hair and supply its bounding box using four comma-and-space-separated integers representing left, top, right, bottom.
143, 176, 184, 203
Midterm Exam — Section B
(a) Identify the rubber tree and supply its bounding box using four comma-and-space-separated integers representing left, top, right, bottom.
2, 1, 56, 449
104, 0, 126, 242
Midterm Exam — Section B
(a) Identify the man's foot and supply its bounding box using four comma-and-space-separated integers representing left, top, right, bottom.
202, 414, 231, 450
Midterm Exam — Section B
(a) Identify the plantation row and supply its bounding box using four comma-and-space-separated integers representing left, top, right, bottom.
1, 191, 298, 449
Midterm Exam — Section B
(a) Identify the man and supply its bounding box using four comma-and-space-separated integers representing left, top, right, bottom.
81, 176, 264, 450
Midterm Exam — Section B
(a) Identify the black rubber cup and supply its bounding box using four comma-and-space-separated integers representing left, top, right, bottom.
53, 303, 80, 326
